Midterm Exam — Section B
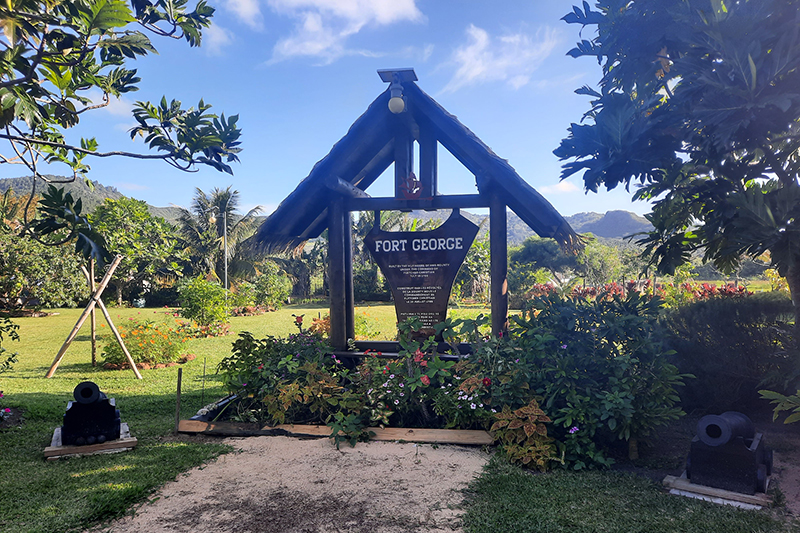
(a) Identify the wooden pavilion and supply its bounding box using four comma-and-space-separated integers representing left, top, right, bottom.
252, 69, 580, 351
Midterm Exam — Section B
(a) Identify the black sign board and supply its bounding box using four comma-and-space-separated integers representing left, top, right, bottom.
364, 211, 479, 333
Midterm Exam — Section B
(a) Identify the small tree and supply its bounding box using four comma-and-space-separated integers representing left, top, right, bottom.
90, 197, 184, 305
0, 230, 87, 310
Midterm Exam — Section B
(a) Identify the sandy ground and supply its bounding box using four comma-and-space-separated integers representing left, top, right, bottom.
89, 417, 800, 533
97, 436, 491, 533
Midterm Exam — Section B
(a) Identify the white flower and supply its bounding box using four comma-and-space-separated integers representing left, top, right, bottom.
470, 403, 476, 409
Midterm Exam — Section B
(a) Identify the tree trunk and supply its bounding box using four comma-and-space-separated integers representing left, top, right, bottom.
785, 262, 800, 328
116, 284, 123, 307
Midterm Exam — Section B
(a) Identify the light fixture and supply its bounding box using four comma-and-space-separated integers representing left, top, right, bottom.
377, 68, 417, 114
388, 75, 405, 114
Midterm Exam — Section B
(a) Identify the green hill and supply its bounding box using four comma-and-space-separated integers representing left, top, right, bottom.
0, 175, 182, 224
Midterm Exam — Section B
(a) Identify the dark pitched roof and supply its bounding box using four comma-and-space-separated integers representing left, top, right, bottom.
252, 78, 580, 254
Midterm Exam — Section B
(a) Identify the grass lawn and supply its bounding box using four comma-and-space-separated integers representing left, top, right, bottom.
462, 456, 797, 533
1, 304, 797, 532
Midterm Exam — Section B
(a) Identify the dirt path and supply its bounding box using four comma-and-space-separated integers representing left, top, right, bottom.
98, 437, 491, 533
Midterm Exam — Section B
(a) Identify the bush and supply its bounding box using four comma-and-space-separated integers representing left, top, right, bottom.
353, 264, 390, 301
177, 277, 229, 326
660, 291, 795, 411
510, 291, 687, 468
251, 261, 293, 308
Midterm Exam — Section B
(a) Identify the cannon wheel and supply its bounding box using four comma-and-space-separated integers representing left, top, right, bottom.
766, 448, 773, 476
756, 464, 768, 493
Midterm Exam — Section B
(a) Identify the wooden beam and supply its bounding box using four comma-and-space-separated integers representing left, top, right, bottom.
177, 419, 288, 437
345, 194, 488, 212
276, 424, 494, 445
490, 191, 508, 336
328, 196, 348, 350
178, 420, 493, 445
45, 423, 137, 459
325, 175, 371, 198
663, 475, 772, 507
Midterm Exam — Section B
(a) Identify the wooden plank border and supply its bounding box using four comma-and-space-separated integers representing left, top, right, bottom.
45, 423, 138, 460
178, 420, 493, 446
662, 474, 772, 507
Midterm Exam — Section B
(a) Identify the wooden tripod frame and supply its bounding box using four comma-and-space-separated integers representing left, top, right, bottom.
45, 255, 142, 379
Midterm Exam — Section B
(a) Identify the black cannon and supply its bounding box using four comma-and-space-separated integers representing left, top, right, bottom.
61, 381, 121, 446
686, 411, 772, 494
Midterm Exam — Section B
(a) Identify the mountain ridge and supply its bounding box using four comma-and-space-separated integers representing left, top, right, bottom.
0, 176, 652, 240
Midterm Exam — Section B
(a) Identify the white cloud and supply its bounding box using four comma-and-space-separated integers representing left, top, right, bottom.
539, 181, 580, 194
266, 0, 423, 63
205, 24, 235, 55
442, 24, 561, 93
225, 0, 264, 29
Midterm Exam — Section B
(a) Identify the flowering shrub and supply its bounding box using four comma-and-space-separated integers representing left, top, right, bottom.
521, 280, 753, 308
217, 293, 686, 469
0, 390, 11, 421
0, 317, 19, 374
102, 317, 190, 367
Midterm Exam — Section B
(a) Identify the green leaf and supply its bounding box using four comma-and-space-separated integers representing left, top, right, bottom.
88, 0, 135, 33
747, 54, 757, 92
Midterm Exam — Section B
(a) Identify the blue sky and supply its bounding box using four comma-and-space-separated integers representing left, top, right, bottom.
5, 0, 653, 218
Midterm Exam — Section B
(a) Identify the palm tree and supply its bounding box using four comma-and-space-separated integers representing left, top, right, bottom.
177, 187, 263, 282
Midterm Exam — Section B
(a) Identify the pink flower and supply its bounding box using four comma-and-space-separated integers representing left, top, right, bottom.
3, 408, 10, 413
420, 375, 430, 386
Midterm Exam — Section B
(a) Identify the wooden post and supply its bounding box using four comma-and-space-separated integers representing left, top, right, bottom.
174, 368, 183, 435
89, 259, 97, 367
95, 298, 142, 379
328, 196, 348, 350
394, 121, 414, 198
490, 192, 508, 336
48, 256, 142, 379
418, 123, 437, 198
47, 256, 122, 378
344, 211, 355, 341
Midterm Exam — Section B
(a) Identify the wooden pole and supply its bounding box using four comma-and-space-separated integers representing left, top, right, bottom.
344, 211, 355, 342
46, 255, 123, 378
174, 368, 183, 435
490, 192, 508, 336
95, 298, 142, 379
89, 259, 97, 367
329, 196, 348, 350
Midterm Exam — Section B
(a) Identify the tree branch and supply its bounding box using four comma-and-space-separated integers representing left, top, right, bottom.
0, 133, 171, 160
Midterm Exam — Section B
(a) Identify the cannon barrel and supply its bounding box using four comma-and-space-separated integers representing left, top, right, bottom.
62, 381, 120, 446
73, 381, 105, 404
696, 411, 755, 447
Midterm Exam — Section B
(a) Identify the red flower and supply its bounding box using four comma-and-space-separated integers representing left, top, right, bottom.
482, 377, 492, 387
420, 375, 430, 386
295, 315, 303, 325
413, 349, 424, 363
